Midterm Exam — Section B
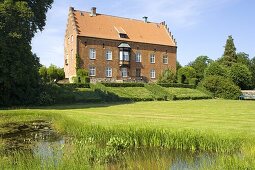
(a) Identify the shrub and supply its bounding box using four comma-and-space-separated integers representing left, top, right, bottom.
101, 83, 145, 87
204, 62, 228, 78
157, 83, 196, 89
73, 69, 90, 84
158, 68, 176, 83
200, 76, 241, 99
177, 66, 196, 84
228, 63, 252, 89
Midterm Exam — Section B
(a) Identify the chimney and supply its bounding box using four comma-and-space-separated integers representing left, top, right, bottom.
69, 7, 74, 12
143, 16, 148, 23
90, 7, 97, 17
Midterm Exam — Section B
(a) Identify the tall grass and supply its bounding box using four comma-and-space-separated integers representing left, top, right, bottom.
53, 113, 247, 154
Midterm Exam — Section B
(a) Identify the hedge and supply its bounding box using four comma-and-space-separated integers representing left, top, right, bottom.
101, 83, 145, 87
57, 83, 90, 88
157, 83, 196, 89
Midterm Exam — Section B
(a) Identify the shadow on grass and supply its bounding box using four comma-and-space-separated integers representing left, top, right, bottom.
0, 101, 135, 111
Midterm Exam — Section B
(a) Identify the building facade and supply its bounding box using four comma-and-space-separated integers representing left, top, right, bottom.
64, 7, 177, 83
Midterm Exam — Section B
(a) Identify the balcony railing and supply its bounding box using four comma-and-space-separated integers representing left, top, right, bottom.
119, 60, 130, 66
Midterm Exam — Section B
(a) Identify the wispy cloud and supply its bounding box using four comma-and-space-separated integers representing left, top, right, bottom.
32, 0, 238, 67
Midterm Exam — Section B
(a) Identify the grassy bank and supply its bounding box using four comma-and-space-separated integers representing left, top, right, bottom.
0, 100, 255, 169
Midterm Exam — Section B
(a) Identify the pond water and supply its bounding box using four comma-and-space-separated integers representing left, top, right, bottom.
0, 121, 234, 169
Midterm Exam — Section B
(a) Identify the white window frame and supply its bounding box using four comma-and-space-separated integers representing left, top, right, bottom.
89, 66, 96, 76
106, 67, 112, 78
150, 54, 155, 64
163, 55, 168, 64
136, 52, 142, 62
90, 48, 96, 60
106, 50, 112, 60
121, 68, 128, 77
120, 51, 129, 61
150, 69, 156, 79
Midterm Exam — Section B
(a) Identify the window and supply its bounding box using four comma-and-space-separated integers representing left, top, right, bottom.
106, 67, 112, 77
136, 68, 141, 77
121, 68, 128, 77
106, 50, 112, 60
150, 69, 156, 78
119, 33, 128, 38
65, 54, 69, 65
150, 54, 155, 63
68, 37, 70, 44
120, 51, 129, 61
90, 48, 96, 59
136, 52, 142, 62
163, 55, 168, 64
71, 35, 74, 42
89, 66, 96, 76
71, 49, 73, 60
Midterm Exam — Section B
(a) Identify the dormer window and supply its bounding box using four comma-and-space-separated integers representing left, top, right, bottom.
119, 33, 128, 38
115, 26, 129, 39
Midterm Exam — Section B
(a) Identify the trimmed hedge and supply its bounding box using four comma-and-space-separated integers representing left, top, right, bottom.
158, 83, 196, 89
145, 84, 175, 100
57, 83, 90, 88
101, 83, 145, 87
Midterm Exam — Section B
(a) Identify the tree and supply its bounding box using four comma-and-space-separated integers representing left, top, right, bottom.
0, 0, 53, 106
188, 56, 213, 81
177, 66, 197, 84
200, 75, 241, 99
39, 65, 65, 83
218, 35, 237, 66
228, 63, 252, 90
158, 68, 176, 83
204, 62, 228, 78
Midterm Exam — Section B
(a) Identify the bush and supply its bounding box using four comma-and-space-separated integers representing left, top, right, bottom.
177, 66, 197, 84
204, 62, 228, 78
58, 83, 90, 89
73, 69, 90, 84
228, 63, 252, 89
101, 83, 145, 87
157, 83, 196, 89
158, 69, 176, 83
200, 76, 241, 99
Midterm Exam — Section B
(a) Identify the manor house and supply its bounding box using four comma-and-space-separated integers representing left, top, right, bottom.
64, 7, 177, 82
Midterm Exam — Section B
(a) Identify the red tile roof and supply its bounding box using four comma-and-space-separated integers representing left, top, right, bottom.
72, 9, 176, 47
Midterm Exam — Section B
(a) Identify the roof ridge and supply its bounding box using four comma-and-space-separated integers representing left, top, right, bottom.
74, 9, 162, 25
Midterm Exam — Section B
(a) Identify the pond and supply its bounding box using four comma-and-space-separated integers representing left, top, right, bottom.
0, 121, 237, 169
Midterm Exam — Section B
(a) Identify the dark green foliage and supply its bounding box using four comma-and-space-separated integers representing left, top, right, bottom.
200, 76, 241, 99
188, 56, 213, 81
250, 57, 255, 87
157, 83, 196, 89
58, 83, 90, 89
158, 68, 176, 83
228, 63, 252, 90
0, 0, 53, 106
73, 69, 89, 84
204, 62, 228, 78
90, 84, 122, 102
177, 66, 197, 85
37, 83, 101, 105
38, 65, 65, 82
218, 35, 237, 67
101, 83, 145, 87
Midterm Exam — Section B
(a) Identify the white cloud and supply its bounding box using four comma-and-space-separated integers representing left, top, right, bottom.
32, 0, 238, 67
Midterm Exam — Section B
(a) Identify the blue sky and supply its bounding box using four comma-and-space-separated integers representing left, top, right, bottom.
31, 0, 255, 67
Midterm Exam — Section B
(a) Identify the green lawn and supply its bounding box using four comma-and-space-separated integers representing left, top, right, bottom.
1, 100, 253, 135
1, 100, 255, 169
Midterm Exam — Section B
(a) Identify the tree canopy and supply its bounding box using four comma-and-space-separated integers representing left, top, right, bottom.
0, 0, 53, 106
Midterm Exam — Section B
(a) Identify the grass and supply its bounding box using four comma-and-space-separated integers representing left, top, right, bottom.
0, 100, 255, 169
165, 87, 211, 99
106, 87, 154, 100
